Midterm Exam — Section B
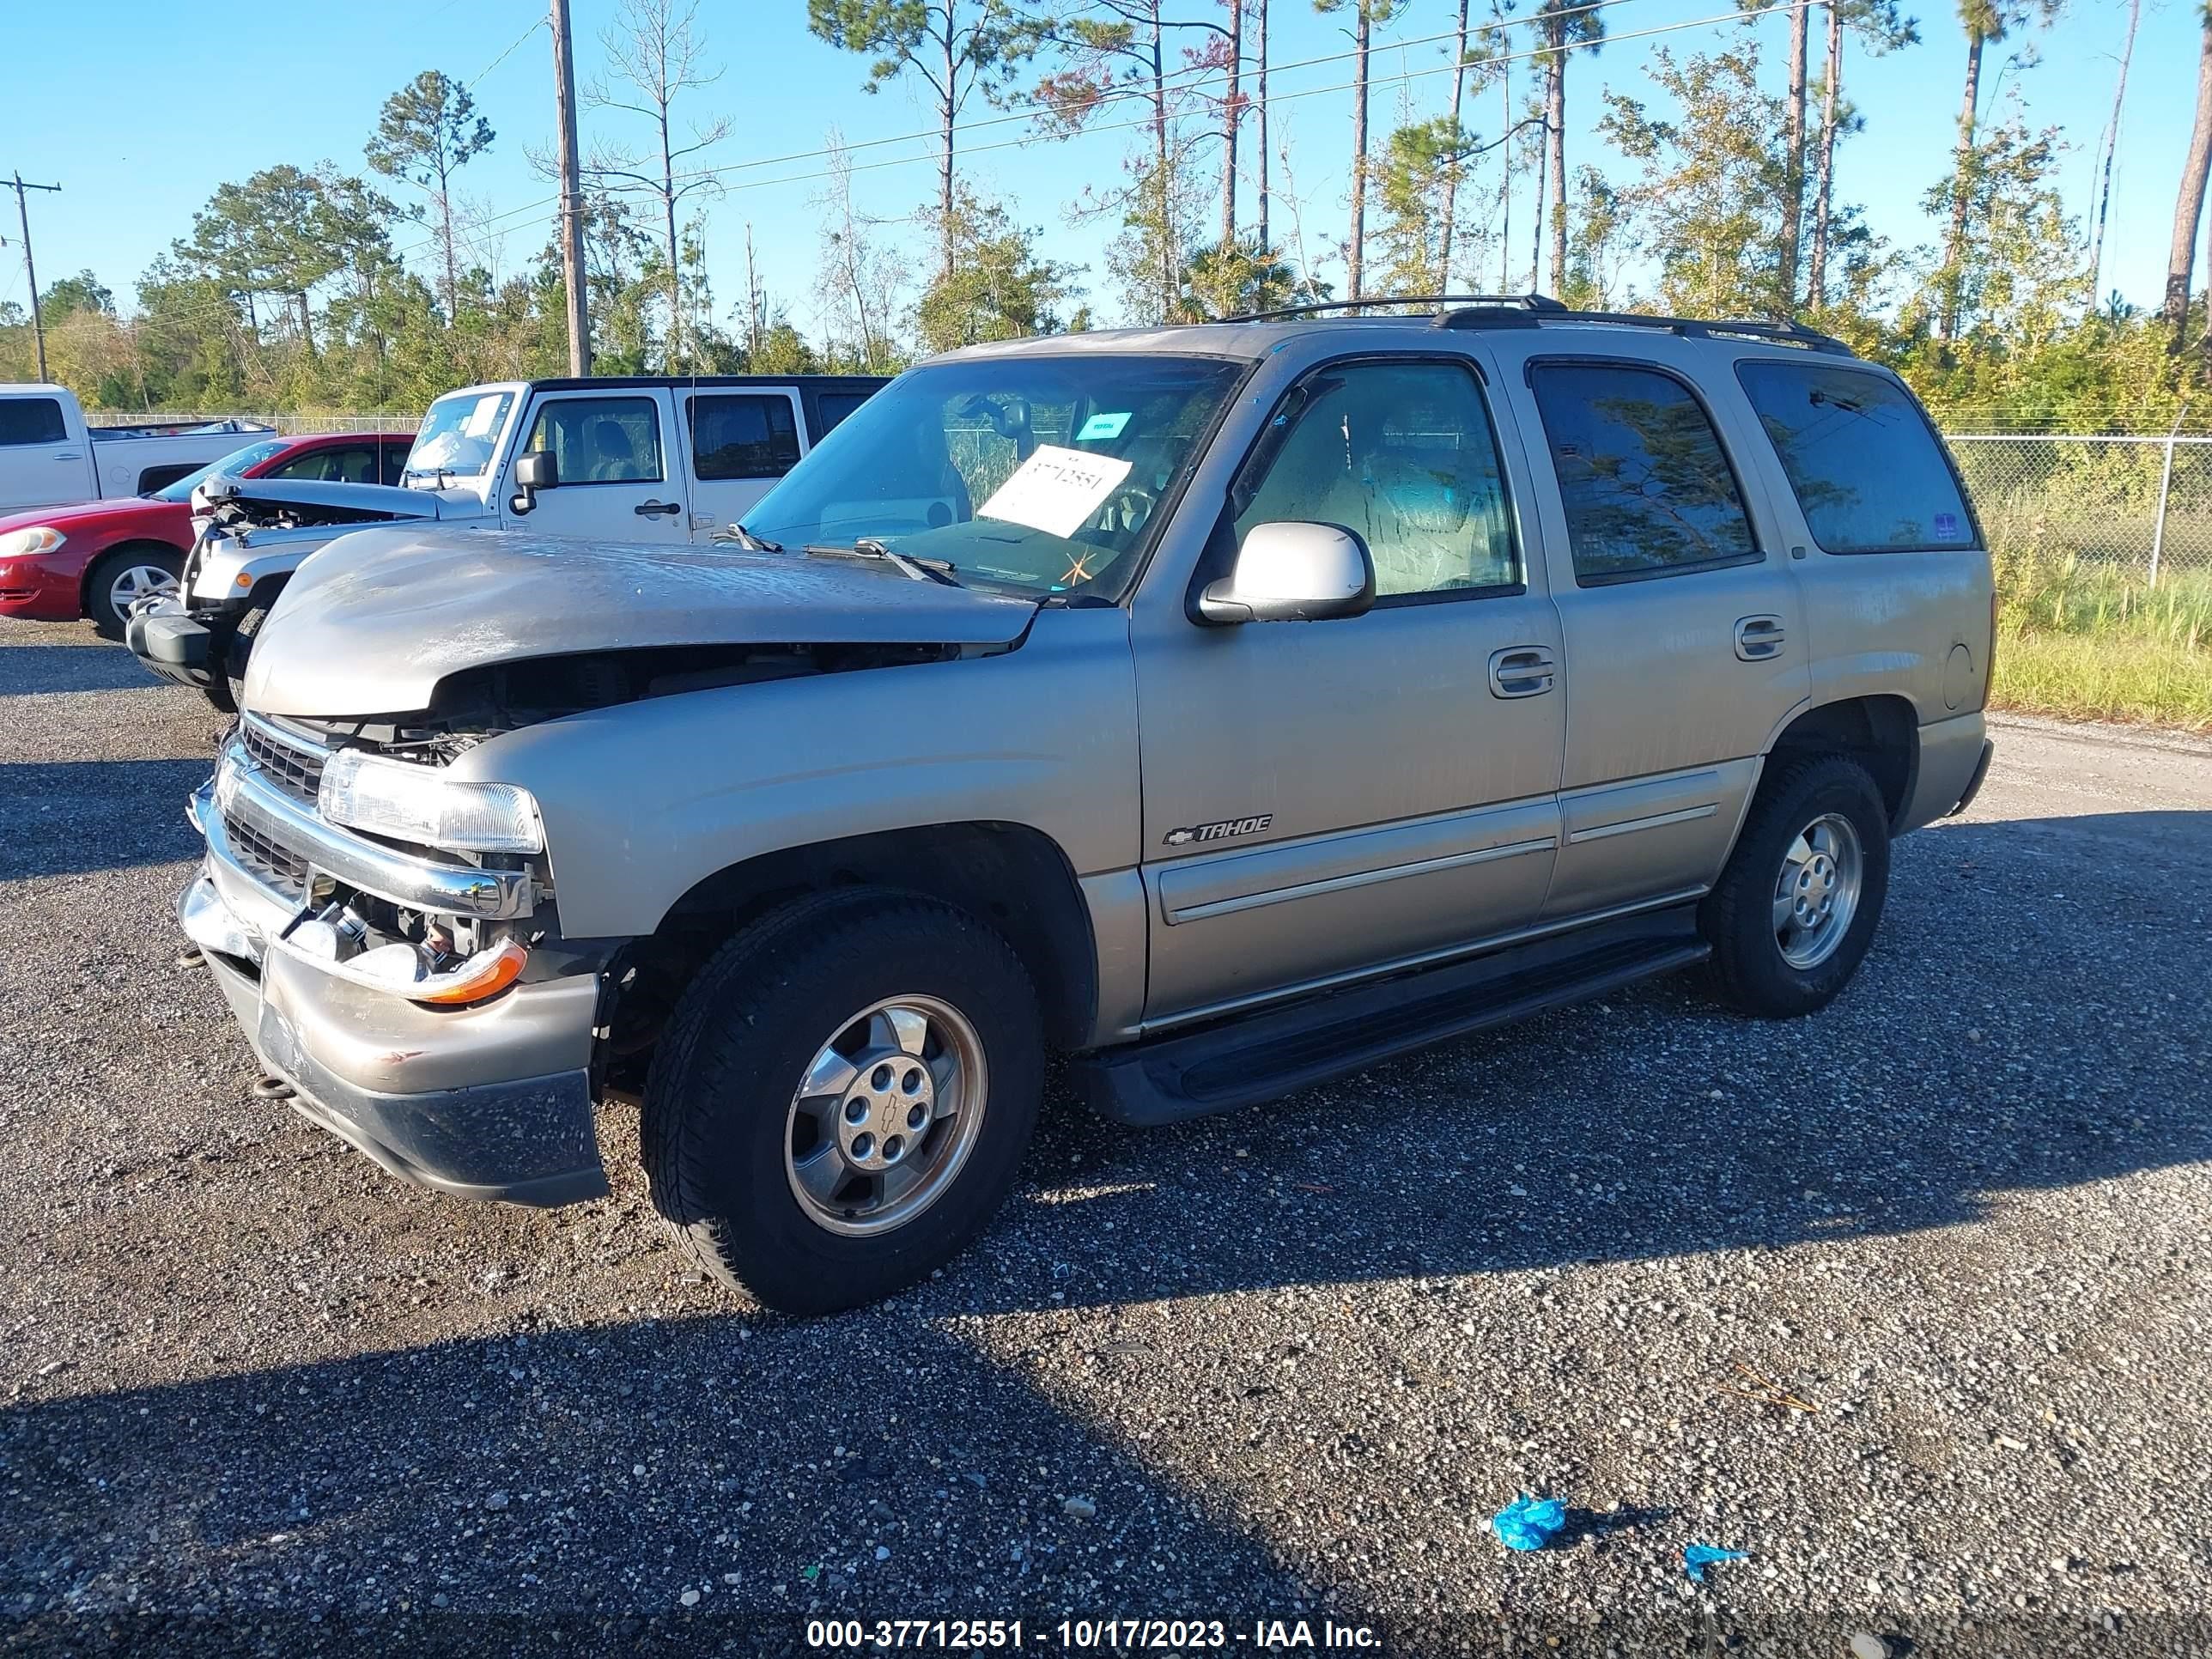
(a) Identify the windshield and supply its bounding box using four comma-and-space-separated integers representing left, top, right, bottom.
153, 439, 289, 501
404, 389, 517, 479
740, 355, 1248, 600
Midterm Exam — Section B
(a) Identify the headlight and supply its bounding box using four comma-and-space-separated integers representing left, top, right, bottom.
318, 749, 545, 853
0, 526, 65, 558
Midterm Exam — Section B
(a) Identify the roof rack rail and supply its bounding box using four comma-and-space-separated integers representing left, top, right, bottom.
1224, 292, 1568, 322
1212, 291, 1856, 357
1434, 303, 1855, 356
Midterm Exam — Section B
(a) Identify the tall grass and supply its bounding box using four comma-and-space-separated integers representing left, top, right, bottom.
1990, 547, 2212, 730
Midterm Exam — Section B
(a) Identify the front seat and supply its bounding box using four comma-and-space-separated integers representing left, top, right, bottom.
585, 419, 636, 481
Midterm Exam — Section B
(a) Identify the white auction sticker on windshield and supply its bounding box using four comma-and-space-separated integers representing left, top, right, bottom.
976, 444, 1133, 539
462, 395, 505, 438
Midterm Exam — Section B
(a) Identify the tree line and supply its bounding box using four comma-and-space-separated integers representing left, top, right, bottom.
5, 0, 2212, 432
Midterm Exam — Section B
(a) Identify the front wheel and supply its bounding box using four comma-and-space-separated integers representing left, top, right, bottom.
1699, 755, 1891, 1018
641, 890, 1044, 1315
85, 545, 182, 639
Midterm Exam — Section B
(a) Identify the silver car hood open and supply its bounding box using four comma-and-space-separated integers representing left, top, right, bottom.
242, 526, 1042, 717
198, 473, 447, 521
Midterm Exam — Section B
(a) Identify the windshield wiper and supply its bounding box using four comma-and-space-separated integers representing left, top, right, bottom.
802, 538, 963, 587
714, 521, 784, 552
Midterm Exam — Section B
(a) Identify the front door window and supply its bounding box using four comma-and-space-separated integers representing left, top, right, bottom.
1235, 360, 1519, 599
523, 397, 664, 485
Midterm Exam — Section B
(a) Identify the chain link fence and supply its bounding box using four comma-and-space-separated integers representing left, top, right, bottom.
84, 413, 419, 435
1944, 433, 2212, 587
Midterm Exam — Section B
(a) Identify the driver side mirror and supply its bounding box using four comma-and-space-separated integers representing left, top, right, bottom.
1194, 521, 1376, 625
509, 450, 557, 515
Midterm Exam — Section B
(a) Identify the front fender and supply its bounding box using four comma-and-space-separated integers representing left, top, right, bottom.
191, 532, 337, 605
448, 606, 1143, 943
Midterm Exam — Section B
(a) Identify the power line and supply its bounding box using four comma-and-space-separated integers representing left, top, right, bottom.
470, 15, 548, 89
131, 0, 1662, 334
659, 0, 1652, 191
690, 0, 1814, 204
110, 0, 1806, 336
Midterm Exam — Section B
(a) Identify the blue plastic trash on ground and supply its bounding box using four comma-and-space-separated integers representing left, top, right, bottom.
1489, 1494, 1568, 1552
1683, 1543, 1749, 1583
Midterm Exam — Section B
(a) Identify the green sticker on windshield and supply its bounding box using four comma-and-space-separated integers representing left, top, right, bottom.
1077, 411, 1131, 441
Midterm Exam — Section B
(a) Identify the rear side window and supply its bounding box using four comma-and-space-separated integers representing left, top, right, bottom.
816, 390, 872, 437
0, 398, 68, 447
134, 464, 200, 494
1736, 362, 1976, 553
1528, 363, 1757, 583
269, 444, 379, 484
690, 394, 801, 480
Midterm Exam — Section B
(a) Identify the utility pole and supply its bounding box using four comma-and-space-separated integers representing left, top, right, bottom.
549, 0, 592, 376
6, 173, 61, 383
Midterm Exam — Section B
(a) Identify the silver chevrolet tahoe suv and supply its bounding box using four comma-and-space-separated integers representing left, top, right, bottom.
177, 297, 1996, 1315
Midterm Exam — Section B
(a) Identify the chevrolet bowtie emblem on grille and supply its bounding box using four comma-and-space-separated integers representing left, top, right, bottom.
213, 755, 252, 815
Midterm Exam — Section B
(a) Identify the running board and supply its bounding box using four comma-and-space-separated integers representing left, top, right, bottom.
1070, 907, 1710, 1127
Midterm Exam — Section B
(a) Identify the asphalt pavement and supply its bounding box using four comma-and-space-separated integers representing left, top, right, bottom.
2, 618, 2207, 1656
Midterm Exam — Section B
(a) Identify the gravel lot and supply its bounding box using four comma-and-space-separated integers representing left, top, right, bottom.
2, 618, 2208, 1656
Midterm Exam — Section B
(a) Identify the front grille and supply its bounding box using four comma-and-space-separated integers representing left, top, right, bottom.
240, 718, 327, 806
222, 806, 310, 899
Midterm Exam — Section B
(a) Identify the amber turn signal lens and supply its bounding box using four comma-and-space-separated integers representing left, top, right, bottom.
410, 939, 528, 1006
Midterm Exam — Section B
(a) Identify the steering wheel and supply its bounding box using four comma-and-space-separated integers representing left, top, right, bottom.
1098, 482, 1157, 539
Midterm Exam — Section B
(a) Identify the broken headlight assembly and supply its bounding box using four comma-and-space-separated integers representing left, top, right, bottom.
284, 904, 532, 1006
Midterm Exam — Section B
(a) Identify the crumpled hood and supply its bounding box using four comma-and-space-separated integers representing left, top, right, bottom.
198, 473, 446, 522
242, 526, 1041, 717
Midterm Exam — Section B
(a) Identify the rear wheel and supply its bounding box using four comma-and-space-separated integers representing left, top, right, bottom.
1699, 755, 1891, 1018
85, 545, 181, 639
641, 890, 1044, 1315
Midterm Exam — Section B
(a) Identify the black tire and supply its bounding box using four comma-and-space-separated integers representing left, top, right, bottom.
641, 889, 1045, 1316
1699, 754, 1891, 1018
224, 604, 270, 710
84, 544, 182, 639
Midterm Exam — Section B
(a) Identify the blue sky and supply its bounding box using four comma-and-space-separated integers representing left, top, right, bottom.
0, 0, 2196, 334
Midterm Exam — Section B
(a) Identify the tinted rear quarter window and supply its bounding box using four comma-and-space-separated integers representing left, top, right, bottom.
815, 391, 872, 437
690, 394, 802, 480
1528, 362, 1757, 583
1735, 361, 1976, 552
0, 398, 68, 447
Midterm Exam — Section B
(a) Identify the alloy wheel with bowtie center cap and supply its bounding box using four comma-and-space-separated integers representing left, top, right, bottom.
785, 994, 988, 1237
1773, 811, 1864, 969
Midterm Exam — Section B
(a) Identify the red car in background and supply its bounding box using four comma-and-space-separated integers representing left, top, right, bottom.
0, 429, 417, 637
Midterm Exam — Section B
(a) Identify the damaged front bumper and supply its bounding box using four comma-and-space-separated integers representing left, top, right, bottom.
179, 746, 611, 1207
126, 595, 222, 692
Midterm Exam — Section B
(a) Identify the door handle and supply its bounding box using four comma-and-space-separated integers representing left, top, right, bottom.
1734, 615, 1787, 661
634, 499, 683, 518
1488, 645, 1557, 698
